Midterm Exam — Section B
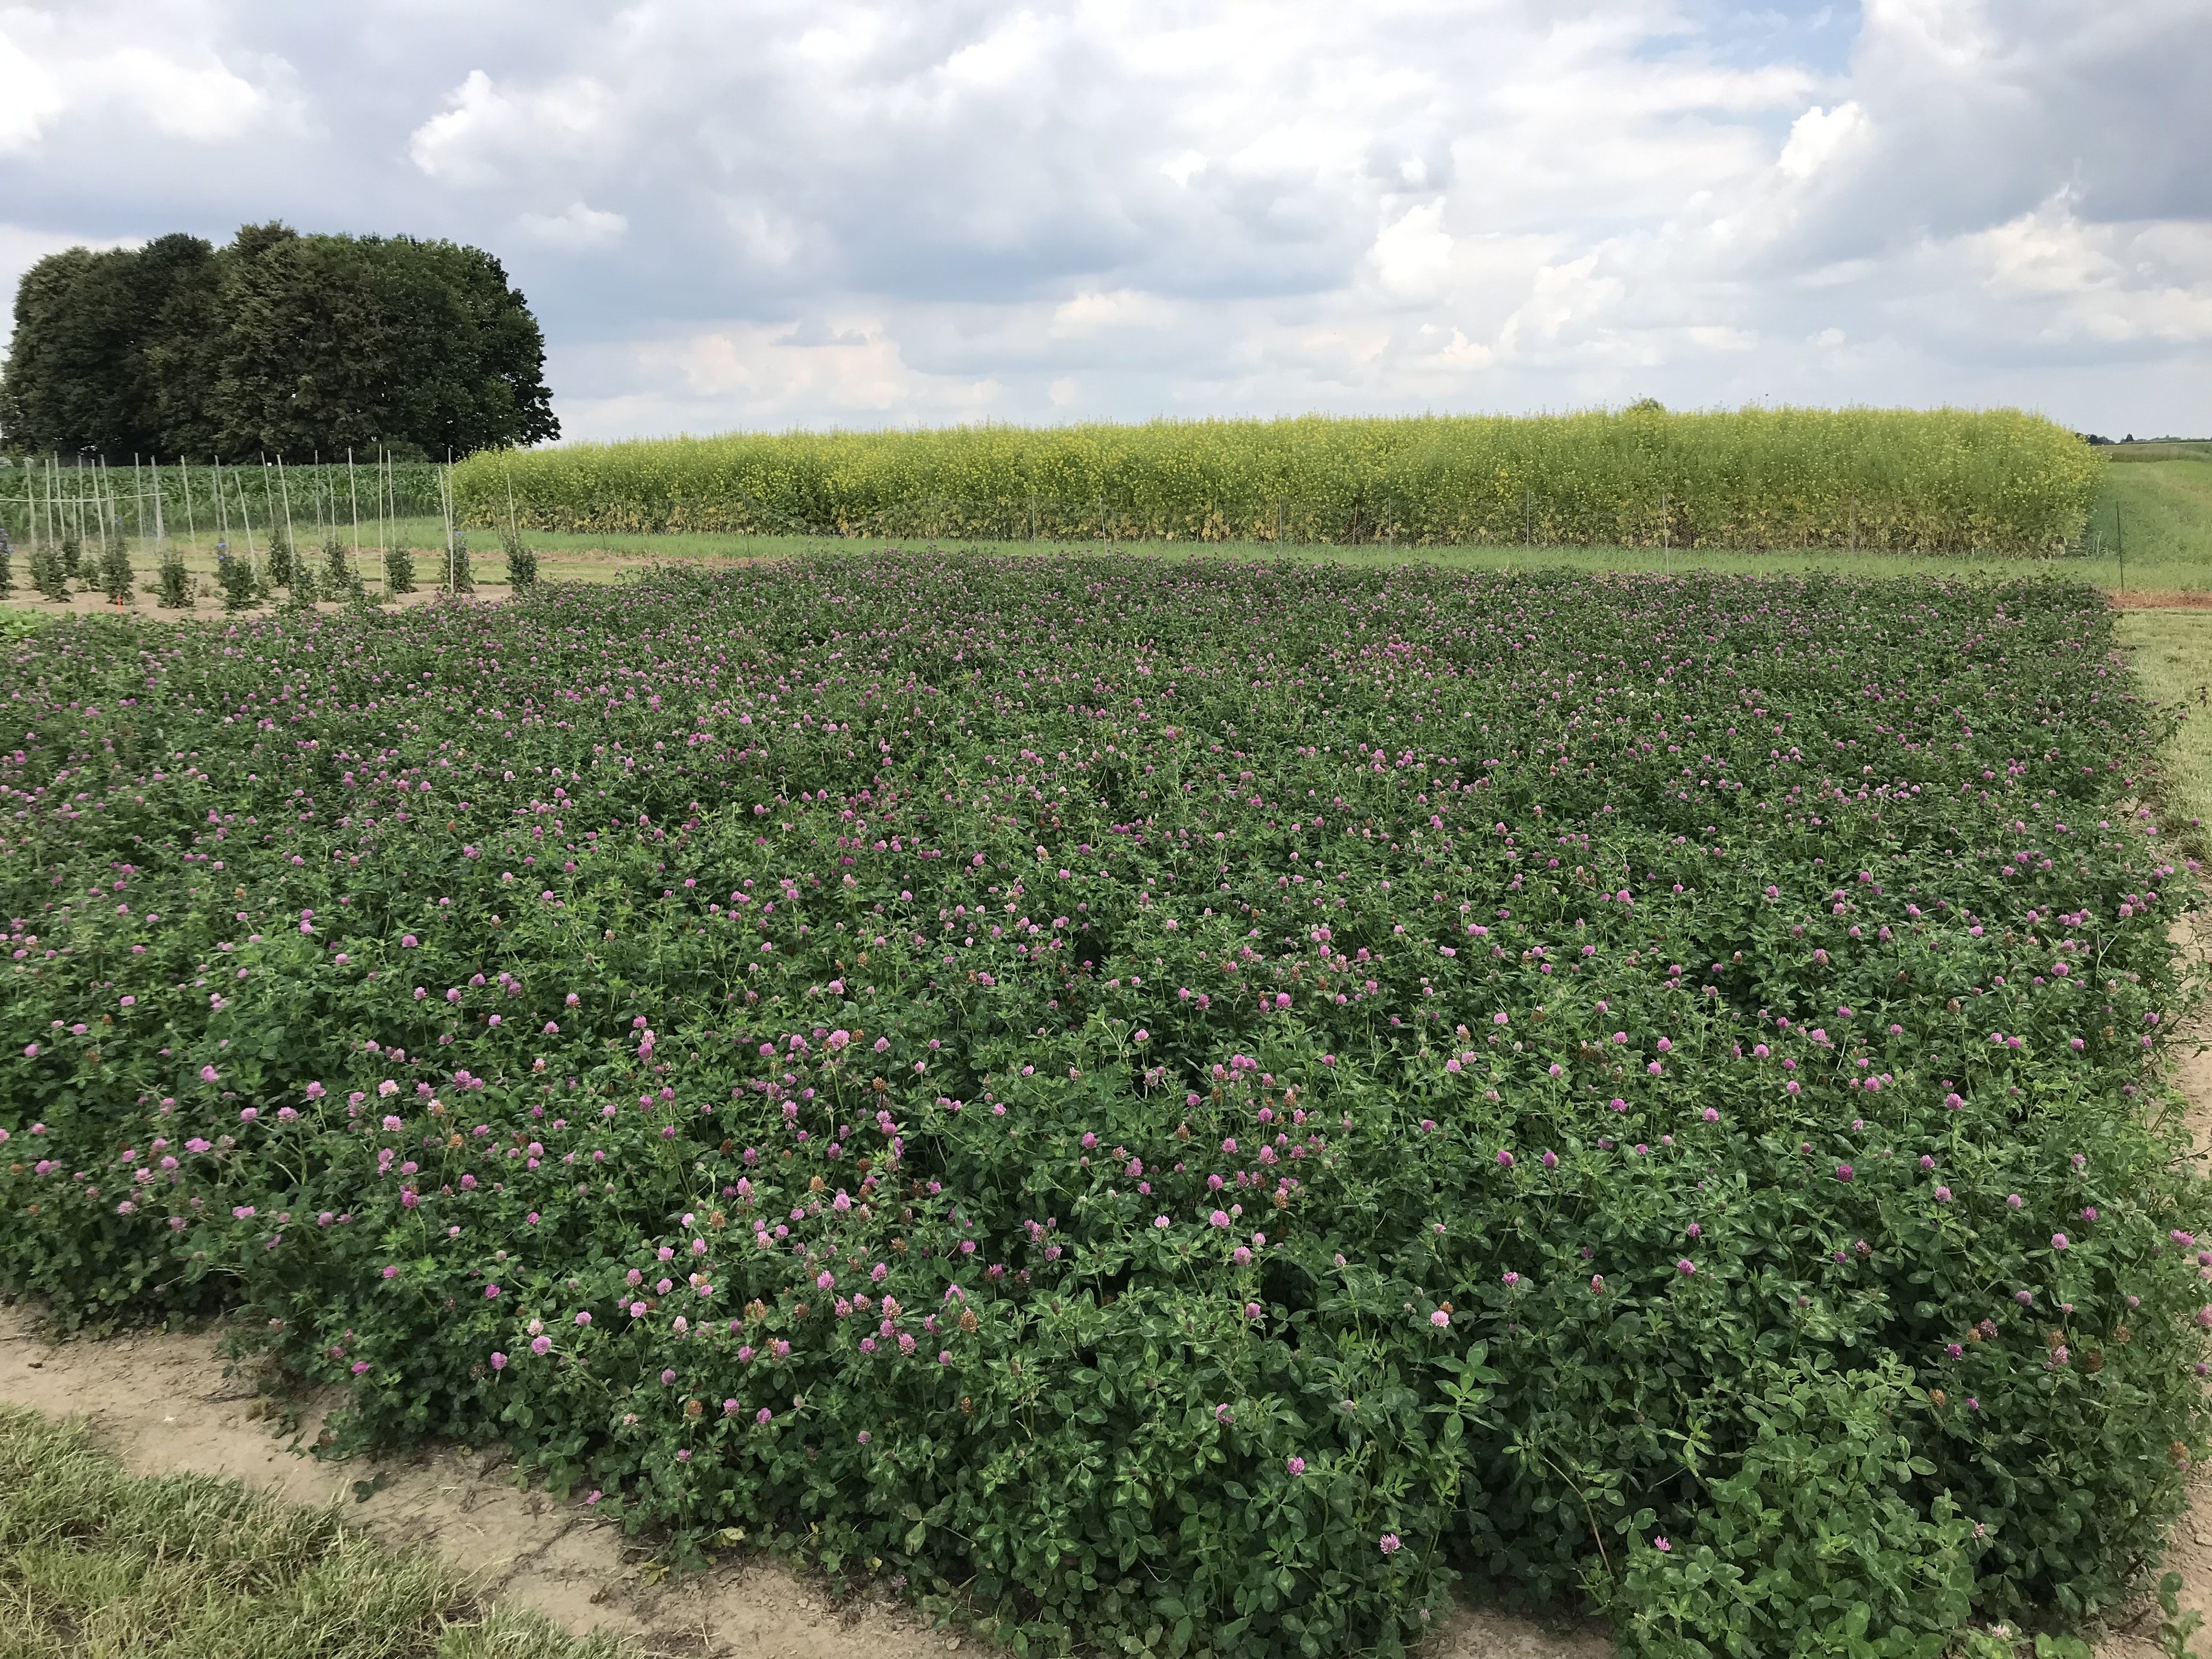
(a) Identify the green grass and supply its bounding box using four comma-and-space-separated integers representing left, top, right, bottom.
2118, 608, 2212, 844
0, 1406, 631, 1659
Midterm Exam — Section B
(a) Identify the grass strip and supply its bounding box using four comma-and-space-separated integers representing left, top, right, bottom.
0, 1406, 630, 1659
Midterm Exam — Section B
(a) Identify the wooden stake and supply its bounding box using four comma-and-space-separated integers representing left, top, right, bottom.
178, 458, 195, 564
276, 453, 298, 571
238, 460, 258, 568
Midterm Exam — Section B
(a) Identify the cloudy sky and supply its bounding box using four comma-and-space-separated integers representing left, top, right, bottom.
2, 0, 2208, 440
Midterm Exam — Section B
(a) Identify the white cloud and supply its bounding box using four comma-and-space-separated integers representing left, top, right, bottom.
1499, 256, 1625, 357
1955, 193, 2212, 343
1050, 289, 1176, 338
1779, 103, 1869, 180
1370, 204, 1454, 298
1159, 150, 1206, 187
0, 28, 67, 152
0, 11, 285, 154
409, 68, 618, 186
517, 201, 628, 249
565, 318, 1005, 432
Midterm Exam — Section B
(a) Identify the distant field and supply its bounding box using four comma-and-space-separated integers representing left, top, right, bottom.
2100, 439, 2212, 463
2086, 453, 2212, 577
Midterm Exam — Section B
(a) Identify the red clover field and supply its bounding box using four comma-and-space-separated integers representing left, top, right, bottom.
1, 555, 2207, 1657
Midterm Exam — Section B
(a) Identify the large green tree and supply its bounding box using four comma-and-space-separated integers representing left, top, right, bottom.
0, 223, 557, 460
0, 233, 215, 460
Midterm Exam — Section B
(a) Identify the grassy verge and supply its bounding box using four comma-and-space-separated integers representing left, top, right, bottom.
0, 1405, 629, 1659
2119, 608, 2212, 844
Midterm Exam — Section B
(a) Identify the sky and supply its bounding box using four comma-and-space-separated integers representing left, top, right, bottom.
2, 0, 2208, 442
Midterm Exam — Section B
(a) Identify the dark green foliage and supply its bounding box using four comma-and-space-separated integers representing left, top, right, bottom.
1612, 1358, 1978, 1656
322, 538, 364, 602
0, 234, 215, 462
264, 523, 296, 592
0, 561, 2203, 1659
201, 227, 558, 462
212, 551, 256, 612
155, 550, 192, 609
58, 532, 80, 583
444, 535, 473, 594
0, 527, 12, 596
27, 538, 67, 601
96, 529, 132, 605
384, 544, 416, 596
499, 524, 538, 588
0, 223, 557, 461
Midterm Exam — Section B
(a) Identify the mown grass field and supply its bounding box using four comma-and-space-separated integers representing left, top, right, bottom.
2087, 451, 2212, 579
2119, 608, 2212, 841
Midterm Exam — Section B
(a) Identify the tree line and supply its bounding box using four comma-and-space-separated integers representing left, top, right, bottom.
0, 222, 558, 463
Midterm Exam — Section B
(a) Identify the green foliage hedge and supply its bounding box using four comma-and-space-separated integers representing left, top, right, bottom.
455, 408, 2103, 554
0, 559, 2204, 1658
